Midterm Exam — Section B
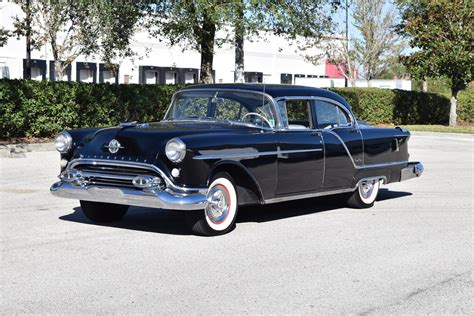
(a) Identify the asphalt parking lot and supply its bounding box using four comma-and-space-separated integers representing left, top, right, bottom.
1, 132, 472, 314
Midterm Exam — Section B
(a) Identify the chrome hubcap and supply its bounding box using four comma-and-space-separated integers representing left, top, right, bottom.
206, 185, 229, 223
360, 180, 375, 199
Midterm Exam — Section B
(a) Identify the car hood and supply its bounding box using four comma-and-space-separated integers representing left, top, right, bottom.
73, 120, 249, 163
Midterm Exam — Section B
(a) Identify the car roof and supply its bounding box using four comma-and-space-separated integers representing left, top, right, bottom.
179, 83, 351, 110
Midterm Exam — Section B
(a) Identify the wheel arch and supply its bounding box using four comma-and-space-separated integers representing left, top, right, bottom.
207, 160, 264, 206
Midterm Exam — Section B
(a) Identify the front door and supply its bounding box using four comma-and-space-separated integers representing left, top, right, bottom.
275, 99, 324, 195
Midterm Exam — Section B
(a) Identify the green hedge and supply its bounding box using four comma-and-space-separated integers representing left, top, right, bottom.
329, 87, 472, 125
0, 79, 472, 139
456, 89, 474, 123
330, 88, 445, 125
0, 79, 183, 138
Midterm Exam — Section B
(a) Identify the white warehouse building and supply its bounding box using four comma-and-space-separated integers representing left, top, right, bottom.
0, 1, 411, 90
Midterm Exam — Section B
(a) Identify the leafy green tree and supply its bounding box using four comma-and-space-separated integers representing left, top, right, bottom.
231, 0, 245, 82
397, 0, 473, 126
27, 1, 101, 80
377, 40, 409, 79
13, 0, 34, 79
147, 1, 231, 83
93, 1, 142, 66
147, 1, 335, 83
0, 27, 11, 47
352, 0, 398, 80
13, 0, 141, 81
237, 0, 336, 83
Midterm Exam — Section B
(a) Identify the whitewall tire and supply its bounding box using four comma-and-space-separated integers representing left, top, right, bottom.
347, 179, 381, 208
185, 172, 238, 236
204, 177, 238, 232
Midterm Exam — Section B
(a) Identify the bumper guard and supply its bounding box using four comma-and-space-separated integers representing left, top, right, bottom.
400, 162, 424, 182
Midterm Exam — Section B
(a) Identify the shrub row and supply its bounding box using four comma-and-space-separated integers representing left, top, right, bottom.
0, 79, 472, 138
331, 88, 434, 125
456, 89, 473, 123
329, 87, 472, 125
0, 79, 183, 138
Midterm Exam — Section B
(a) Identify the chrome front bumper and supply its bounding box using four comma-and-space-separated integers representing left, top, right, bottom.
400, 162, 424, 181
50, 181, 207, 211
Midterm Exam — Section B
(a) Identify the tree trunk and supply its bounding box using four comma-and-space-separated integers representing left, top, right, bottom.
50, 38, 67, 81
199, 12, 216, 84
449, 88, 458, 127
422, 80, 428, 92
55, 60, 65, 81
349, 77, 356, 87
234, 0, 245, 83
24, 0, 32, 80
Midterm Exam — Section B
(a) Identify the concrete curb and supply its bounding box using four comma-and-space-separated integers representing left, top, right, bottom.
410, 131, 473, 139
0, 142, 55, 158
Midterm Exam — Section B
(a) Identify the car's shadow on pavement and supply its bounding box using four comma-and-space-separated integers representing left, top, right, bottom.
60, 207, 191, 235
237, 189, 412, 223
59, 189, 411, 235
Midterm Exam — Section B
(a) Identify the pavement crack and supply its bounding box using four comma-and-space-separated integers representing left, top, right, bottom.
357, 270, 473, 316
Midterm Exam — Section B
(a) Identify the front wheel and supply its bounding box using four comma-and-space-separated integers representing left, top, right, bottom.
347, 179, 381, 208
80, 200, 129, 222
186, 172, 238, 236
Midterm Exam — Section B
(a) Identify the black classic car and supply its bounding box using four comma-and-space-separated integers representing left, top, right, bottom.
51, 84, 424, 235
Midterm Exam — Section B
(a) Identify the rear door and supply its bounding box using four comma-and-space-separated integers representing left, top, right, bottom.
312, 99, 363, 189
275, 99, 324, 195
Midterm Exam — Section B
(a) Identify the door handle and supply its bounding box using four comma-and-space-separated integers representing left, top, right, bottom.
311, 131, 321, 136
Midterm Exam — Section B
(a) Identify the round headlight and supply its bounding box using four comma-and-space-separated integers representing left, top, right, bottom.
54, 131, 73, 153
165, 138, 186, 163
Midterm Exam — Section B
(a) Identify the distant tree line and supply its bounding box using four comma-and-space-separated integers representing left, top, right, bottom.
1, 0, 472, 126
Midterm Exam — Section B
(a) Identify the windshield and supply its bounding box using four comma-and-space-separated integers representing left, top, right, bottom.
164, 90, 278, 129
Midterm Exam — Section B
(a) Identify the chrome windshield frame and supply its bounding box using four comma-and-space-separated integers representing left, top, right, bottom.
164, 88, 284, 131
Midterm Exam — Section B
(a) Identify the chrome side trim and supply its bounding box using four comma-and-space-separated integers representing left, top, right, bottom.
358, 127, 365, 166
264, 176, 387, 204
67, 159, 207, 194
360, 161, 408, 169
50, 181, 207, 211
324, 130, 360, 168
193, 148, 323, 160
357, 160, 408, 169
321, 132, 326, 187
119, 121, 138, 127
265, 187, 354, 204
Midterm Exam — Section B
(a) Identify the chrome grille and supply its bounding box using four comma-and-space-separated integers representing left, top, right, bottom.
74, 163, 164, 190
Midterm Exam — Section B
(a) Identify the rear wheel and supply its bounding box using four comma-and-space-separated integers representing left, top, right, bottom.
80, 200, 129, 222
186, 172, 238, 236
347, 179, 381, 208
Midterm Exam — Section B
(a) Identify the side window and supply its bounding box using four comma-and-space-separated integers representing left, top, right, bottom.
285, 100, 312, 129
314, 100, 351, 129
337, 107, 350, 126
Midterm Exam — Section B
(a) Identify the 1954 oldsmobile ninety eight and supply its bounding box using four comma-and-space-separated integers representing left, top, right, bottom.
50, 84, 424, 235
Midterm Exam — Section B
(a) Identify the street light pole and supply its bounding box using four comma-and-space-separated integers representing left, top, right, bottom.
345, 0, 349, 87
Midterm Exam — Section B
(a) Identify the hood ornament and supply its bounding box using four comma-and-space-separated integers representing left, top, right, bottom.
105, 139, 124, 154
